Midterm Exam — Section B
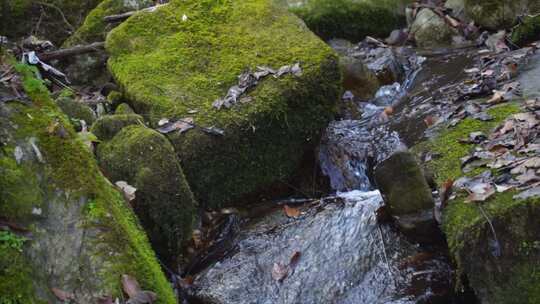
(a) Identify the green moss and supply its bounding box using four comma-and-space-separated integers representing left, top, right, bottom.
64, 0, 153, 46
0, 236, 41, 304
417, 102, 520, 184
289, 0, 406, 42
97, 125, 197, 264
107, 0, 341, 208
0, 157, 42, 220
90, 114, 144, 141
3, 63, 176, 303
115, 103, 135, 114
414, 100, 540, 302
511, 14, 540, 47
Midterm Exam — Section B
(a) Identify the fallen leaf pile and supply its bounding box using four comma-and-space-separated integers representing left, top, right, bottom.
444, 100, 540, 203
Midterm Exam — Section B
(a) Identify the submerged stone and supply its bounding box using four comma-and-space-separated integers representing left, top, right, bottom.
194, 190, 453, 304
97, 125, 197, 265
106, 0, 341, 209
0, 63, 175, 303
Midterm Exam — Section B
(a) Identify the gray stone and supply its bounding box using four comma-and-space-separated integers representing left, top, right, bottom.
410, 8, 459, 47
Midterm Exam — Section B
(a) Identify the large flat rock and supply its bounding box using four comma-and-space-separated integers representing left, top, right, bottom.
106, 0, 341, 208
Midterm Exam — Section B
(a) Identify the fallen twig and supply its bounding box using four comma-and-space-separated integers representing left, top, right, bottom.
37, 42, 105, 61
103, 3, 169, 23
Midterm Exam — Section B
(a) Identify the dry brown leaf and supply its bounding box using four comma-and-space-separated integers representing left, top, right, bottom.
440, 179, 454, 209
424, 115, 439, 127
283, 205, 300, 218
122, 274, 142, 299
51, 287, 74, 302
290, 251, 301, 267
271, 262, 289, 282
384, 106, 394, 116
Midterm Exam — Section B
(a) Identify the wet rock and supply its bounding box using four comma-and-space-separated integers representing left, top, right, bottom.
340, 56, 380, 100
353, 46, 406, 86
106, 0, 340, 209
319, 120, 405, 192
90, 113, 143, 141
0, 64, 175, 303
97, 125, 197, 265
194, 190, 453, 304
373, 82, 403, 107
410, 8, 460, 47
374, 151, 439, 244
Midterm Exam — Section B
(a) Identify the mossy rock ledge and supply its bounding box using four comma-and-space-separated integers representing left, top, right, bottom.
97, 125, 197, 266
0, 64, 175, 303
414, 103, 540, 303
106, 0, 341, 209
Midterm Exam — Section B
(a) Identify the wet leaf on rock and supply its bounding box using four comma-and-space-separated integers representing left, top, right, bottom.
271, 262, 289, 282
283, 205, 300, 218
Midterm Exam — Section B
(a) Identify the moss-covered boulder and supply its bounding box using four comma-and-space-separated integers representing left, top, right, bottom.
97, 125, 197, 265
414, 102, 540, 303
64, 0, 153, 46
464, 0, 540, 30
90, 113, 144, 141
0, 0, 101, 45
106, 0, 341, 209
0, 63, 175, 303
289, 0, 407, 42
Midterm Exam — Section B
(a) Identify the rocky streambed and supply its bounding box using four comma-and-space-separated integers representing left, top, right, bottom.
2, 1, 540, 304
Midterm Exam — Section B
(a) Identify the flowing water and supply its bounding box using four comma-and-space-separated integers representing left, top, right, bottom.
190, 43, 479, 304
